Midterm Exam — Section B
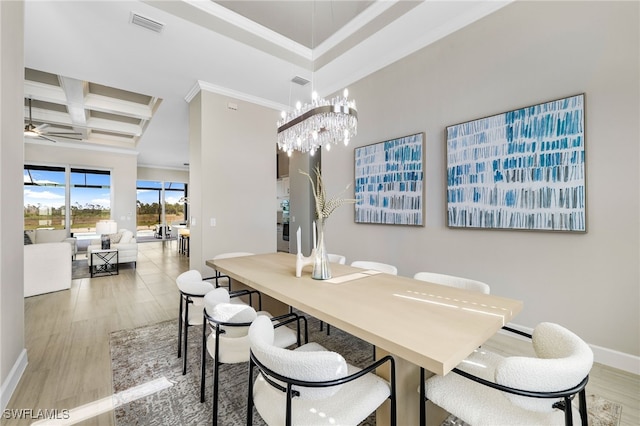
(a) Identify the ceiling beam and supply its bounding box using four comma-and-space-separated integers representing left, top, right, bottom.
24, 81, 66, 104
84, 93, 154, 120
58, 76, 88, 126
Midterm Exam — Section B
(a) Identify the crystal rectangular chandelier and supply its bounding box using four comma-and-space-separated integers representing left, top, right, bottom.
277, 89, 358, 155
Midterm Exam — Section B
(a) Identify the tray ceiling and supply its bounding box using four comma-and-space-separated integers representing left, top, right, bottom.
23, 0, 512, 168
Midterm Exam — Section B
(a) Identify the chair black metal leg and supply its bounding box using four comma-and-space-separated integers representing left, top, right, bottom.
303, 318, 309, 344
578, 388, 588, 426
200, 314, 207, 403
213, 355, 220, 425
285, 383, 293, 426
563, 396, 573, 426
247, 359, 255, 426
182, 300, 190, 375
178, 296, 183, 358
390, 358, 397, 426
209, 325, 224, 425
319, 321, 331, 335
419, 367, 426, 426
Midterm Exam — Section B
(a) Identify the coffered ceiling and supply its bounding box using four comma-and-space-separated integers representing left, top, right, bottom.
24, 68, 161, 148
23, 0, 512, 169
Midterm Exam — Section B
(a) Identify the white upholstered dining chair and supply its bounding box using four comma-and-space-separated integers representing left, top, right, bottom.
318, 253, 347, 335
247, 315, 397, 426
422, 322, 593, 426
414, 271, 490, 423
200, 287, 307, 424
350, 260, 398, 275
349, 260, 398, 358
413, 271, 490, 294
176, 269, 215, 375
211, 252, 254, 291
326, 253, 346, 264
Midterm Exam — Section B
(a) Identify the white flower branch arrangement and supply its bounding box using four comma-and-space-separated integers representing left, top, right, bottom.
300, 164, 357, 221
296, 165, 357, 279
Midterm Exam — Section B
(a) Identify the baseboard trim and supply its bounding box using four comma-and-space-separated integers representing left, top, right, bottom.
503, 323, 640, 375
0, 348, 28, 411
590, 343, 640, 376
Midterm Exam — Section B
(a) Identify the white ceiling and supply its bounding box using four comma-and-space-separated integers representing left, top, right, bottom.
23, 0, 511, 170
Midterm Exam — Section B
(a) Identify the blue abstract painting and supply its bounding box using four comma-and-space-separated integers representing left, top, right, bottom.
446, 94, 586, 232
355, 133, 424, 226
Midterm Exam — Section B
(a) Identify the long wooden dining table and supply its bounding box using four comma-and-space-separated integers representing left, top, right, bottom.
207, 252, 523, 426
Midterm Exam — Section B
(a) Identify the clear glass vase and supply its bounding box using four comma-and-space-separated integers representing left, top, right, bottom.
312, 218, 332, 280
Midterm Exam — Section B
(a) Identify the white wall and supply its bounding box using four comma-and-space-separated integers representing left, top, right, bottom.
189, 89, 277, 274
137, 166, 188, 184
24, 144, 138, 230
0, 0, 27, 410
322, 1, 639, 363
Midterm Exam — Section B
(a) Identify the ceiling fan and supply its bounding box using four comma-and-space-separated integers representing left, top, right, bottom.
24, 98, 83, 142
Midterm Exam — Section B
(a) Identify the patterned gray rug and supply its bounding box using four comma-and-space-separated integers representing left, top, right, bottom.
111, 315, 375, 425
73, 258, 135, 280
110, 316, 622, 426
72, 259, 91, 279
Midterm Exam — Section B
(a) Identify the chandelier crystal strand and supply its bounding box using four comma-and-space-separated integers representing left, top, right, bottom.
277, 88, 357, 154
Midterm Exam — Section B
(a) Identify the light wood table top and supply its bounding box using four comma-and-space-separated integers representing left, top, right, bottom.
207, 252, 523, 376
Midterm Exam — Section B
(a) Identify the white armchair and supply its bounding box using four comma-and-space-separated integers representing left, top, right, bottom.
24, 242, 71, 297
247, 315, 397, 426
327, 253, 346, 264
422, 322, 593, 426
319, 254, 346, 334
351, 260, 398, 275
211, 252, 254, 290
25, 228, 77, 260
413, 271, 490, 294
200, 287, 306, 424
176, 270, 215, 375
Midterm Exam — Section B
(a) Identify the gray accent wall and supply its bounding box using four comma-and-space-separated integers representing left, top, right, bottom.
321, 1, 639, 358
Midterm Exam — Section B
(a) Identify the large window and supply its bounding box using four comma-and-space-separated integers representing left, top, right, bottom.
136, 180, 187, 237
24, 165, 66, 230
24, 165, 111, 232
70, 168, 111, 232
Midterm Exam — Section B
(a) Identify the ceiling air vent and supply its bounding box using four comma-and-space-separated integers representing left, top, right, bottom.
291, 76, 310, 86
130, 12, 164, 33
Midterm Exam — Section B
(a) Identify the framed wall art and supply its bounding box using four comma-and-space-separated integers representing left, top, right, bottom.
354, 132, 424, 226
446, 93, 586, 232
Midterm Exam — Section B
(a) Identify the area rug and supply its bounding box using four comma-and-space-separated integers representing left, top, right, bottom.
73, 258, 135, 280
111, 315, 374, 425
110, 316, 622, 426
72, 259, 90, 280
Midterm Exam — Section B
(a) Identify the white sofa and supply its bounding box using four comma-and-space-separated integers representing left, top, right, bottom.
87, 229, 138, 267
24, 242, 72, 297
24, 228, 78, 259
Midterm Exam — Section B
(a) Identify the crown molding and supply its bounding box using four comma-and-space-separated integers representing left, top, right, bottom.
318, 0, 514, 99
313, 0, 399, 59
185, 80, 289, 112
137, 163, 189, 172
183, 0, 311, 60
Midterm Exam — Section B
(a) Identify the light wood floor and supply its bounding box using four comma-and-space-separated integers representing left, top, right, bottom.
4, 241, 639, 425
